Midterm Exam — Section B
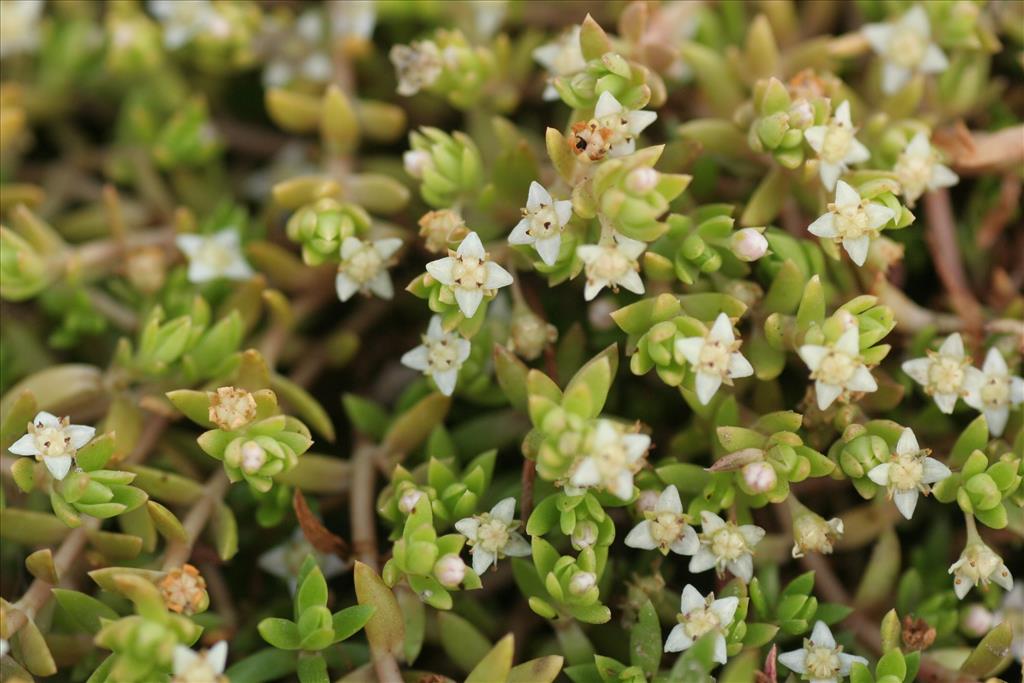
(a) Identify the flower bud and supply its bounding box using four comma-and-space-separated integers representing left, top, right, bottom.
787, 98, 815, 129
961, 604, 994, 637
158, 564, 208, 615
626, 167, 660, 194
125, 246, 167, 295
742, 461, 777, 493
418, 209, 468, 254
433, 553, 467, 588
730, 228, 769, 262
403, 150, 433, 179
792, 513, 843, 558
509, 307, 557, 361
398, 489, 424, 514
571, 521, 598, 550
587, 297, 618, 331
569, 571, 597, 595
240, 441, 266, 474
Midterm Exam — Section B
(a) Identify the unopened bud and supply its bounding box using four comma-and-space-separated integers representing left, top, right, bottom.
403, 150, 433, 179
787, 98, 815, 129
418, 209, 468, 254
961, 604, 994, 637
125, 246, 167, 295
571, 521, 598, 550
587, 297, 618, 331
433, 554, 467, 587
569, 571, 597, 595
509, 308, 557, 361
398, 489, 424, 514
240, 441, 267, 474
626, 167, 660, 194
742, 461, 777, 493
730, 228, 769, 262
792, 513, 844, 558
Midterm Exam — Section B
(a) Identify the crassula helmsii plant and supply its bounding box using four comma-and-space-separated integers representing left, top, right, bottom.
0, 2, 1022, 682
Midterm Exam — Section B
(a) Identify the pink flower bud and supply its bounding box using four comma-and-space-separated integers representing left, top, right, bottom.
961, 604, 993, 637
569, 571, 597, 595
742, 461, 777, 493
403, 150, 433, 179
626, 167, 660, 194
587, 297, 618, 331
433, 554, 467, 587
730, 228, 769, 262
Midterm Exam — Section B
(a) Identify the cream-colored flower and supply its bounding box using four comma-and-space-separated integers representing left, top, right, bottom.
792, 514, 844, 559
591, 91, 658, 159
867, 428, 951, 520
675, 313, 754, 405
335, 236, 402, 302
804, 101, 871, 191
454, 497, 530, 575
863, 5, 949, 95
259, 529, 347, 594
963, 347, 1024, 438
8, 411, 95, 481
798, 326, 879, 410
508, 181, 573, 266
577, 233, 646, 301
664, 585, 739, 664
778, 621, 868, 683
426, 231, 513, 318
689, 511, 764, 583
624, 485, 698, 556
389, 40, 443, 96
808, 180, 895, 266
208, 387, 257, 432
568, 419, 650, 501
894, 132, 958, 206
0, 0, 44, 58
171, 641, 227, 683
950, 541, 1013, 600
400, 315, 472, 397
532, 26, 585, 100
175, 230, 254, 284
418, 209, 468, 254
902, 333, 971, 414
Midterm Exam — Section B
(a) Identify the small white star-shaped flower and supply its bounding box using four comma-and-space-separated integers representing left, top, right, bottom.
798, 325, 879, 410
454, 497, 530, 575
508, 181, 573, 266
963, 347, 1024, 437
335, 236, 402, 302
400, 315, 472, 397
867, 428, 951, 520
688, 511, 764, 583
577, 233, 646, 301
675, 313, 754, 405
664, 585, 739, 665
8, 411, 96, 481
902, 333, 972, 414
171, 641, 227, 683
949, 541, 1014, 600
804, 101, 871, 191
532, 25, 585, 101
389, 40, 443, 97
808, 180, 895, 266
624, 485, 699, 556
894, 132, 958, 206
863, 5, 949, 95
778, 621, 868, 683
175, 230, 254, 284
426, 231, 513, 318
569, 419, 650, 500
258, 529, 347, 594
592, 91, 658, 159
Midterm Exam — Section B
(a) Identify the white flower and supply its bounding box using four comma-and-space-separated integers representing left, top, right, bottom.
863, 5, 949, 95
804, 101, 871, 191
577, 233, 646, 301
0, 0, 44, 58
675, 313, 754, 405
532, 26, 585, 100
792, 514, 844, 559
508, 181, 573, 266
175, 230, 254, 284
624, 485, 699, 556
591, 91, 658, 159
259, 529, 347, 594
171, 641, 227, 683
454, 497, 530, 575
894, 132, 958, 206
664, 585, 739, 665
400, 315, 472, 397
389, 40, 443, 96
963, 347, 1024, 438
798, 326, 879, 410
8, 411, 95, 481
335, 236, 402, 302
426, 231, 513, 318
778, 621, 868, 682
808, 180, 895, 266
902, 333, 972, 414
867, 428, 951, 520
949, 541, 1013, 600
730, 228, 769, 262
149, 0, 216, 50
689, 511, 764, 583
328, 0, 376, 43
569, 419, 650, 501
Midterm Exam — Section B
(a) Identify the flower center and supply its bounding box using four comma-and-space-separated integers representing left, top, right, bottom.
476, 517, 510, 553
698, 339, 732, 377
450, 254, 488, 290
159, 565, 206, 615
710, 527, 746, 561
682, 607, 720, 639
832, 202, 871, 239
805, 645, 841, 677
196, 241, 234, 273
344, 244, 384, 283
888, 32, 925, 68
821, 123, 853, 163
814, 349, 857, 385
588, 246, 632, 282
895, 153, 933, 196
889, 454, 924, 490
525, 205, 561, 239
571, 120, 613, 161
31, 424, 72, 458
650, 512, 685, 546
425, 337, 460, 371
593, 436, 631, 480
209, 387, 257, 432
928, 356, 964, 393
980, 375, 1010, 407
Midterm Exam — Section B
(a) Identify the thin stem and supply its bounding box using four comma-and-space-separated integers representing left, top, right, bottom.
923, 188, 984, 341
161, 469, 231, 570
350, 442, 380, 571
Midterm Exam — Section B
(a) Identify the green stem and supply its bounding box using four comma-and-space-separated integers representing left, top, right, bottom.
553, 618, 594, 666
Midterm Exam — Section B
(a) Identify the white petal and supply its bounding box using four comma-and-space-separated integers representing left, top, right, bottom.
258, 546, 289, 578
740, 524, 766, 546
1012, 377, 1024, 405
425, 256, 455, 285
457, 232, 486, 260
173, 646, 200, 675
845, 138, 871, 165
847, 366, 878, 393
175, 234, 204, 257
728, 352, 754, 379
882, 63, 911, 95
571, 457, 601, 488
375, 238, 403, 260
933, 392, 958, 414
627, 109, 658, 135
688, 548, 718, 574
695, 371, 723, 405
778, 648, 807, 674
454, 288, 485, 318
712, 633, 728, 664
842, 236, 871, 266
836, 327, 860, 356
992, 566, 1014, 591
838, 653, 869, 675
66, 425, 96, 450
484, 262, 513, 290
902, 357, 932, 385
664, 624, 693, 653
455, 338, 472, 364
472, 548, 495, 575
583, 278, 606, 301
526, 181, 552, 212
616, 235, 647, 259
835, 180, 861, 209
426, 315, 445, 339
728, 554, 753, 582
921, 457, 952, 484
617, 269, 645, 295
954, 575, 973, 599
907, 132, 931, 157
700, 511, 726, 533
798, 345, 828, 372
400, 345, 430, 372
804, 126, 826, 153
866, 202, 895, 229
504, 533, 531, 557
207, 642, 228, 674
710, 596, 739, 626
676, 337, 704, 366
867, 463, 891, 486
810, 621, 836, 649
625, 521, 657, 550
8, 433, 40, 456
594, 90, 623, 118
902, 6, 931, 38
610, 471, 634, 500
895, 428, 920, 457
929, 163, 958, 190
44, 455, 73, 481
554, 200, 573, 227
336, 273, 360, 302
671, 527, 700, 556
819, 162, 842, 192
340, 236, 362, 259
808, 213, 837, 239
920, 44, 948, 73
982, 348, 1008, 376
432, 368, 458, 397
33, 411, 61, 428
985, 407, 1009, 437
894, 489, 919, 519
862, 23, 894, 54
658, 485, 683, 514
367, 272, 394, 300
534, 235, 561, 266
576, 244, 603, 265
490, 497, 516, 522
680, 585, 705, 613
321, 554, 347, 579
834, 101, 853, 128
508, 218, 534, 245
815, 381, 844, 410
709, 313, 735, 344
455, 517, 479, 539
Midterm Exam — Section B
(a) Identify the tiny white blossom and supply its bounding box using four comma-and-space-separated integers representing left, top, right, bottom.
963, 347, 1024, 438
259, 529, 347, 594
171, 641, 227, 683
175, 230, 254, 284
335, 236, 402, 302
863, 5, 949, 95
454, 497, 530, 575
400, 315, 472, 397
902, 333, 972, 414
664, 585, 739, 665
949, 541, 1013, 600
894, 132, 958, 206
675, 313, 754, 405
532, 26, 585, 100
8, 411, 95, 481
389, 40, 443, 97
592, 91, 658, 159
792, 514, 844, 559
508, 181, 573, 266
867, 428, 951, 520
804, 101, 871, 191
689, 511, 764, 583
426, 231, 513, 318
808, 180, 895, 266
625, 485, 699, 556
0, 0, 44, 58
577, 233, 646, 301
569, 419, 650, 501
798, 326, 879, 410
433, 553, 468, 588
730, 228, 769, 262
778, 621, 868, 683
